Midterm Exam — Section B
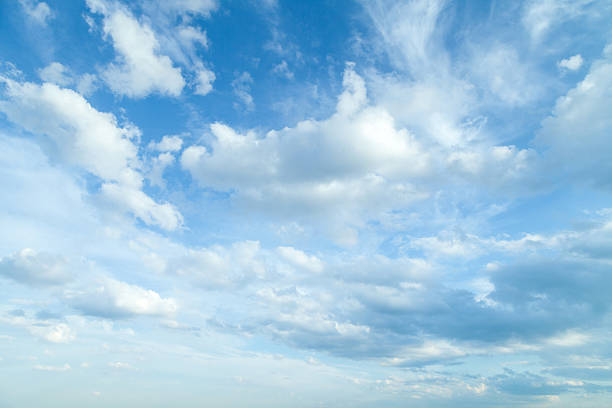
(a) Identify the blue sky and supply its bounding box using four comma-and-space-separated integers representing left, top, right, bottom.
1, 0, 612, 406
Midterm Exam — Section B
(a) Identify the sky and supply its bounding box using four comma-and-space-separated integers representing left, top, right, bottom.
1, 0, 612, 406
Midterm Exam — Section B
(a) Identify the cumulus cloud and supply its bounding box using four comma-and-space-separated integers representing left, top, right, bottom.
182, 66, 427, 217
33, 323, 76, 343
0, 248, 70, 287
558, 54, 584, 71
148, 135, 183, 153
87, 0, 185, 98
70, 277, 177, 319
182, 65, 532, 227
0, 76, 182, 230
38, 62, 73, 86
194, 66, 216, 95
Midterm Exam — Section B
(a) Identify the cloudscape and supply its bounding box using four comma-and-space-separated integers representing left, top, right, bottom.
1, 0, 612, 406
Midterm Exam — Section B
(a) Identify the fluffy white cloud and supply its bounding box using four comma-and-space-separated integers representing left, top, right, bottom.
0, 77, 182, 230
182, 67, 426, 201
0, 248, 70, 287
194, 66, 216, 95
101, 182, 183, 230
87, 0, 185, 98
38, 62, 72, 86
276, 246, 323, 273
71, 277, 178, 318
558, 54, 584, 71
34, 323, 76, 343
0, 78, 138, 181
148, 135, 183, 152
182, 65, 531, 225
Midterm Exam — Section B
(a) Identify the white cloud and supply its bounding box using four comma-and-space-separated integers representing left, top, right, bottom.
108, 361, 133, 369
558, 54, 584, 71
194, 66, 216, 95
35, 323, 76, 343
161, 0, 218, 17
276, 246, 323, 273
167, 241, 265, 288
0, 248, 70, 287
0, 78, 138, 181
76, 73, 99, 96
0, 77, 182, 230
182, 66, 426, 195
536, 44, 612, 187
272, 60, 294, 80
362, 0, 448, 75
182, 65, 530, 225
87, 0, 185, 98
148, 135, 183, 152
71, 277, 178, 319
19, 0, 53, 25
38, 62, 72, 86
470, 45, 541, 106
34, 363, 71, 372
232, 72, 254, 111
522, 0, 594, 41
101, 182, 183, 231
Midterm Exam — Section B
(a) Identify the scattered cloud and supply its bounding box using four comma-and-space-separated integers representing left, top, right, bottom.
0, 248, 70, 287
70, 277, 178, 319
87, 0, 185, 98
558, 54, 584, 71
19, 0, 53, 25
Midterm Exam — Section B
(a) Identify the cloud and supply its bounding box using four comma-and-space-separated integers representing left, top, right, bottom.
19, 0, 53, 25
182, 66, 428, 220
182, 65, 532, 229
100, 182, 183, 230
34, 363, 71, 372
470, 45, 541, 106
0, 248, 70, 287
272, 60, 294, 80
231, 72, 255, 111
38, 62, 73, 86
276, 246, 323, 273
194, 66, 215, 95
558, 54, 584, 71
0, 76, 182, 230
148, 135, 183, 153
70, 277, 177, 319
87, 0, 185, 98
536, 44, 612, 188
159, 0, 218, 17
361, 0, 448, 75
522, 0, 595, 42
166, 241, 265, 289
